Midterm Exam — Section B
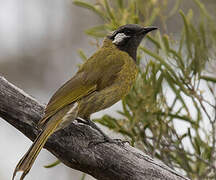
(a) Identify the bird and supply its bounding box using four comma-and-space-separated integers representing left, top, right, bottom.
12, 24, 157, 180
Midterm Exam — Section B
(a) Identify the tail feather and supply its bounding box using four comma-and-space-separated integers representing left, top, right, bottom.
12, 103, 77, 180
12, 122, 58, 180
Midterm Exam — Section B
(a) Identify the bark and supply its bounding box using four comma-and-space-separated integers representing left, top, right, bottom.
0, 76, 190, 180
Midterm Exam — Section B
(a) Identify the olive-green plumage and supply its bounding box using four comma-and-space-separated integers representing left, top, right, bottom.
12, 24, 157, 180
40, 38, 138, 124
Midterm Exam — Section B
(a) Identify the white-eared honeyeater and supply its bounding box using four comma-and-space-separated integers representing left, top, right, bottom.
13, 24, 157, 180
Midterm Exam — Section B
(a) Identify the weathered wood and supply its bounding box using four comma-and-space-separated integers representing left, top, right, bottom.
0, 76, 189, 180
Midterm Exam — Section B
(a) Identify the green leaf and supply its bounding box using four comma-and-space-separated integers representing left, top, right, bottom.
200, 75, 216, 83
178, 30, 185, 54
168, 0, 181, 17
146, 35, 161, 49
154, 73, 163, 99
121, 99, 133, 122
194, 136, 201, 155
169, 48, 185, 71
164, 112, 197, 126
81, 173, 86, 180
193, 0, 212, 20
179, 10, 193, 59
44, 160, 60, 168
104, 0, 117, 25
77, 49, 88, 61
162, 34, 170, 52
162, 70, 190, 115
147, 7, 160, 25
140, 47, 177, 79
94, 115, 119, 129
85, 25, 107, 37
117, 0, 123, 9
73, 1, 107, 20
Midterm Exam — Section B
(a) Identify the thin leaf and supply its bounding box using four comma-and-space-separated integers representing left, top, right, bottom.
117, 0, 123, 9
104, 0, 117, 25
85, 25, 107, 37
200, 75, 216, 83
73, 1, 107, 20
140, 47, 178, 80
44, 160, 60, 168
81, 173, 86, 180
179, 10, 193, 59
146, 35, 161, 49
193, 0, 212, 20
78, 49, 88, 61
168, 0, 181, 18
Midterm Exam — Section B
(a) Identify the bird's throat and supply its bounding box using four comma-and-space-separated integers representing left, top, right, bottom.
118, 45, 137, 61
103, 38, 137, 61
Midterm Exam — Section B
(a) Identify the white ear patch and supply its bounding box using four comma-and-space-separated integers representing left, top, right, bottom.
112, 33, 129, 45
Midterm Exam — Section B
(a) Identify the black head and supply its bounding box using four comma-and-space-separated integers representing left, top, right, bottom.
108, 24, 157, 61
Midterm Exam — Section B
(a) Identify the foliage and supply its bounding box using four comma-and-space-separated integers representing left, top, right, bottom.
73, 0, 216, 179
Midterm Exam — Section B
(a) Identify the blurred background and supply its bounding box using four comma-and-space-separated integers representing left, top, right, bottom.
0, 0, 216, 180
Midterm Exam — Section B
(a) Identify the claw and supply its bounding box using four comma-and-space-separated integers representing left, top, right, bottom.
76, 117, 130, 147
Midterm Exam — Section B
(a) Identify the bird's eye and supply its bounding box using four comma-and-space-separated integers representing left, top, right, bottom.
124, 29, 132, 35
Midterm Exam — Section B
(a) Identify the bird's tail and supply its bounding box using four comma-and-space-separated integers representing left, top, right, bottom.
12, 119, 60, 180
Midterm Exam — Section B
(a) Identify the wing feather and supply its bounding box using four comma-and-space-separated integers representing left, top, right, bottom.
38, 46, 127, 126
38, 72, 97, 126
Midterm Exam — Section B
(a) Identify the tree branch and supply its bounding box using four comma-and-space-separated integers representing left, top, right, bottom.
0, 76, 189, 180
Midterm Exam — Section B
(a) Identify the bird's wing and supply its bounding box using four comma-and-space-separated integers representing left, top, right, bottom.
38, 50, 126, 126
38, 71, 97, 126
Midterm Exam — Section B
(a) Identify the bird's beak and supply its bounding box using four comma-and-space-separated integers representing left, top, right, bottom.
141, 26, 158, 34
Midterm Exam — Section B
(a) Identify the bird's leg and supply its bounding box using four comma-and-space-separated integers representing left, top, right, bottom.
76, 117, 110, 139
76, 117, 129, 146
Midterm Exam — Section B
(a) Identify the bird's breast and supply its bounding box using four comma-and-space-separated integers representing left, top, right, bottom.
112, 56, 138, 99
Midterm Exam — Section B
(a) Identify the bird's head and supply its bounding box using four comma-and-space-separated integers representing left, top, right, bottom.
107, 24, 157, 61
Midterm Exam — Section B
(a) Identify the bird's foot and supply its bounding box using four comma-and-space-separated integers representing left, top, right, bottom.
76, 117, 129, 146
